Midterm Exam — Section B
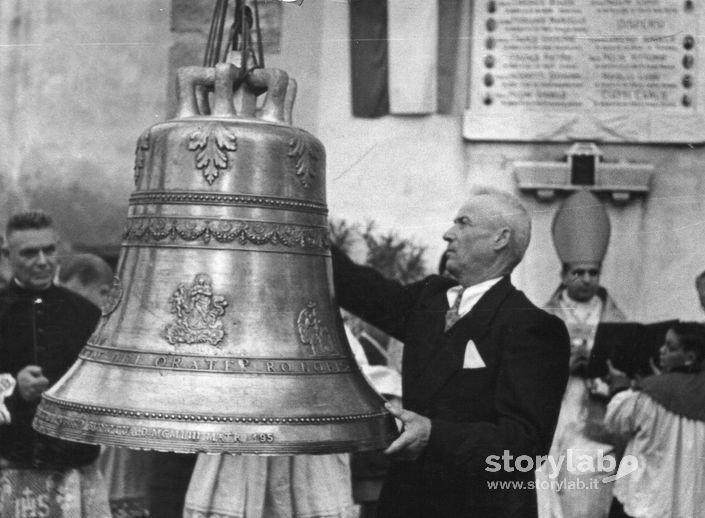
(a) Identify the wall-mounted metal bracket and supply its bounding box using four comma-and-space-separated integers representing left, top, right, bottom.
514, 142, 653, 204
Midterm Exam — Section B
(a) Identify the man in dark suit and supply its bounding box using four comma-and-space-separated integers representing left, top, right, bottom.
332, 186, 570, 517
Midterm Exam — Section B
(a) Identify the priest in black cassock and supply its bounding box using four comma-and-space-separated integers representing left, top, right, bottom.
0, 210, 111, 518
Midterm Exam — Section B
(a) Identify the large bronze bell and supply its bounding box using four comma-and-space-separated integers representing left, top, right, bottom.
34, 63, 397, 454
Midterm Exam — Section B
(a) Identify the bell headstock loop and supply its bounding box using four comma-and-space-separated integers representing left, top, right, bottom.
177, 66, 215, 118
176, 64, 296, 125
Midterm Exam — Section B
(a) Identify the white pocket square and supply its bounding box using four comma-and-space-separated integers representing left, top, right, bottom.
463, 340, 486, 369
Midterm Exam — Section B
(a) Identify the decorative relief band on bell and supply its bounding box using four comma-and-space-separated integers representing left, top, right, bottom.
129, 191, 327, 214
133, 129, 151, 187
288, 132, 318, 189
37, 396, 387, 425
297, 302, 336, 356
188, 123, 237, 185
164, 274, 228, 346
123, 217, 331, 250
36, 406, 277, 446
80, 344, 358, 374
101, 277, 123, 317
35, 397, 395, 453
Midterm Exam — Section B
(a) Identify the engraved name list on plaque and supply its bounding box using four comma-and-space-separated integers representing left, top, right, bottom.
464, 0, 704, 143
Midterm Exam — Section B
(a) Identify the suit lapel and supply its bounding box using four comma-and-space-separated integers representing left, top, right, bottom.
410, 289, 450, 370
409, 276, 515, 404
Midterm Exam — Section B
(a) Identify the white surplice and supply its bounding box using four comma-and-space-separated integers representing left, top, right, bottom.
605, 389, 705, 518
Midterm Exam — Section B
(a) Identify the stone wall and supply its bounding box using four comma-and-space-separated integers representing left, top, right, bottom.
0, 0, 171, 259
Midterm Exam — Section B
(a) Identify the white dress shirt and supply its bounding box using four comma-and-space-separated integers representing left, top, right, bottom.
446, 277, 503, 318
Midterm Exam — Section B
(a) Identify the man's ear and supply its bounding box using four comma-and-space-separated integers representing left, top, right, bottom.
493, 227, 511, 251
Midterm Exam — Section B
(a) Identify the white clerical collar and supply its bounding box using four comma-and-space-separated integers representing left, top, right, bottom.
446, 277, 503, 318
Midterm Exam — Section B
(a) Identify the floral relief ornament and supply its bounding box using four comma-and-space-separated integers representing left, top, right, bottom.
101, 276, 123, 317
188, 124, 237, 185
133, 129, 151, 187
123, 217, 331, 251
287, 132, 317, 189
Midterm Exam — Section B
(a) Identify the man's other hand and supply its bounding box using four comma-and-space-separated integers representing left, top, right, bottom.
17, 365, 49, 402
384, 402, 431, 460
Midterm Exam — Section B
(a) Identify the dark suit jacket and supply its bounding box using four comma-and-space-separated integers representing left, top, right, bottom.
333, 249, 570, 518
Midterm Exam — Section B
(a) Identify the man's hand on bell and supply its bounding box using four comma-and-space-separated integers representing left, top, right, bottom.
383, 402, 431, 460
17, 365, 49, 402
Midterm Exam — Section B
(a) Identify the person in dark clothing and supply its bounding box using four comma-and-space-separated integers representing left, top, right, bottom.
0, 210, 110, 517
332, 186, 570, 518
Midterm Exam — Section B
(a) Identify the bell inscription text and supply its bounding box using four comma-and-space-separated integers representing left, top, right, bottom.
80, 345, 357, 375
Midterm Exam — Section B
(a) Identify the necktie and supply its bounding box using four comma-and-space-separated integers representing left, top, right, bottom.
444, 290, 464, 332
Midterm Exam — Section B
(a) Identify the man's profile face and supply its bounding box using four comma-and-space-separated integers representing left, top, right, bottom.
696, 277, 705, 313
443, 197, 500, 282
4, 228, 58, 291
562, 262, 601, 303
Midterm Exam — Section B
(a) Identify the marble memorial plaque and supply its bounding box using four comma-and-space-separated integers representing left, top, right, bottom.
464, 0, 705, 142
